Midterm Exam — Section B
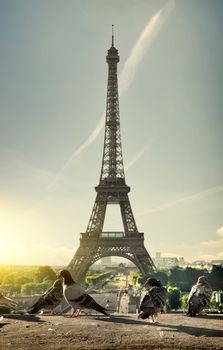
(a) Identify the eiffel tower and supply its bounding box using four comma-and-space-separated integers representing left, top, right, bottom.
68, 29, 156, 281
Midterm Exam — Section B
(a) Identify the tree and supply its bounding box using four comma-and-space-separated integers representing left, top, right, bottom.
168, 266, 209, 292
169, 267, 186, 286
0, 306, 11, 314
209, 265, 223, 290
178, 281, 190, 292
154, 271, 169, 286
167, 286, 181, 310
33, 266, 57, 283
138, 270, 168, 286
180, 293, 189, 312
0, 283, 21, 296
21, 283, 39, 295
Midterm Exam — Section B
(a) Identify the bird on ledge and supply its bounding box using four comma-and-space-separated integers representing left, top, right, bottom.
59, 269, 110, 317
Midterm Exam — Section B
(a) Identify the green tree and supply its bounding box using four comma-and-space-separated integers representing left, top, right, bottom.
21, 282, 39, 295
167, 286, 181, 310
178, 281, 190, 292
138, 270, 168, 286
0, 283, 21, 295
33, 266, 57, 283
169, 267, 184, 286
2, 272, 18, 285
0, 306, 11, 314
209, 265, 223, 290
210, 291, 223, 312
168, 266, 209, 292
181, 293, 189, 312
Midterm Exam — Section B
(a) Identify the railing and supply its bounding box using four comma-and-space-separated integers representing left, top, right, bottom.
100, 231, 125, 238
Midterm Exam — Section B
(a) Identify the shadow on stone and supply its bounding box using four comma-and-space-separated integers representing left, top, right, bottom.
161, 323, 223, 338
93, 315, 150, 325
2, 314, 46, 323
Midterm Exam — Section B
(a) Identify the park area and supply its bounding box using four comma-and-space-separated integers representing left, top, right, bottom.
0, 312, 223, 350
1, 265, 223, 349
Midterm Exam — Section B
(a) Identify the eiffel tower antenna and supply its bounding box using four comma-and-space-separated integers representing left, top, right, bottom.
68, 32, 156, 281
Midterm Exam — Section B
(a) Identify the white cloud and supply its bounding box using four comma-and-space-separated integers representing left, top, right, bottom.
193, 254, 215, 262
217, 226, 223, 238
125, 145, 148, 172
201, 240, 220, 247
139, 185, 223, 215
119, 0, 175, 94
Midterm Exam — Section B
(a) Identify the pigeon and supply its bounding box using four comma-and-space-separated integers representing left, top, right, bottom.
0, 292, 18, 310
59, 269, 110, 317
187, 276, 212, 317
28, 278, 63, 315
138, 278, 167, 323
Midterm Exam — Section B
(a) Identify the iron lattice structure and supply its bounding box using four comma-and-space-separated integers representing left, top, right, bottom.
68, 32, 156, 281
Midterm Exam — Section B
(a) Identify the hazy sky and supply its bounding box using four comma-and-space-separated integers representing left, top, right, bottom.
0, 0, 223, 265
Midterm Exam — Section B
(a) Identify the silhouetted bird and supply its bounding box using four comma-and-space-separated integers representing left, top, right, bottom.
28, 278, 63, 315
59, 269, 110, 317
138, 278, 167, 323
0, 292, 17, 310
187, 276, 212, 317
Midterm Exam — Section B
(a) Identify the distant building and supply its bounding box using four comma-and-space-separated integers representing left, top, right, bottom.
211, 260, 223, 267
187, 261, 212, 271
154, 252, 184, 269
101, 256, 112, 267
179, 257, 185, 266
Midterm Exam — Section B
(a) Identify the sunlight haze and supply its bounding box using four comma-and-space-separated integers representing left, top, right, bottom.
0, 0, 223, 265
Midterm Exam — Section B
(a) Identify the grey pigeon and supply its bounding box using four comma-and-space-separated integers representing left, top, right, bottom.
0, 292, 18, 310
138, 278, 167, 323
28, 278, 63, 315
187, 276, 212, 317
59, 269, 110, 317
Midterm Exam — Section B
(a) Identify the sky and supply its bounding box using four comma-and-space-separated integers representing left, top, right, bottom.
0, 0, 223, 266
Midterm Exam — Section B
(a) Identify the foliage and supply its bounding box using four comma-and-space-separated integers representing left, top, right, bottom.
138, 270, 168, 286
210, 291, 223, 312
129, 271, 140, 285
85, 271, 113, 285
20, 280, 52, 295
180, 293, 189, 312
21, 283, 39, 295
168, 266, 211, 292
0, 265, 59, 296
33, 266, 57, 283
0, 283, 21, 295
1, 264, 223, 299
209, 265, 223, 290
0, 305, 11, 314
167, 286, 181, 310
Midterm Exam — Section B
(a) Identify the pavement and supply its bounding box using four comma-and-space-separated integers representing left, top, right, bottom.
0, 312, 223, 349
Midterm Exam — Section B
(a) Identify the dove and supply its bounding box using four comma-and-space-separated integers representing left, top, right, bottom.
59, 269, 110, 317
0, 292, 18, 310
138, 278, 167, 323
28, 278, 63, 315
187, 276, 212, 317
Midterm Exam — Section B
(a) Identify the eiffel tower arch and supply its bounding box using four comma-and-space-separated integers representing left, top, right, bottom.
68, 29, 156, 282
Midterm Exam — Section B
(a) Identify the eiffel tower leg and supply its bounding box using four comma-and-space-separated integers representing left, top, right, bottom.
86, 193, 107, 234
120, 194, 138, 233
68, 244, 99, 282
129, 245, 156, 275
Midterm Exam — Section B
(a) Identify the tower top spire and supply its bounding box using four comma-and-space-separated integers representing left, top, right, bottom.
112, 24, 114, 47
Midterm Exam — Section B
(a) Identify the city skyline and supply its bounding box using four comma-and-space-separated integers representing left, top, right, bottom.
0, 0, 223, 265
